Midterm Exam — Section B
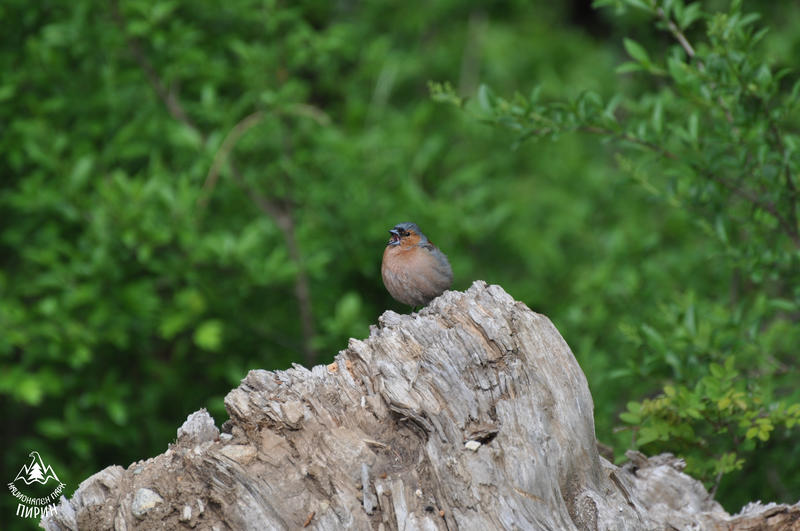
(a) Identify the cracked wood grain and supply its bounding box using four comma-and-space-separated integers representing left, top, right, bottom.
42, 282, 799, 530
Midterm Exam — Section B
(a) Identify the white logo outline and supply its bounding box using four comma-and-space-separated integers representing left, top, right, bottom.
13, 451, 61, 486
7, 450, 66, 520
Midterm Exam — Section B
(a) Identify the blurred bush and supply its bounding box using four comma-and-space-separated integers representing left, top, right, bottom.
0, 0, 798, 522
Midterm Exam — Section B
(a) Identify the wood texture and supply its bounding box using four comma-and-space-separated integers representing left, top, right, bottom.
41, 281, 800, 530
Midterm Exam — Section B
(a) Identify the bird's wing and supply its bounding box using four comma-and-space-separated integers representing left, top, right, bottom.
420, 242, 437, 252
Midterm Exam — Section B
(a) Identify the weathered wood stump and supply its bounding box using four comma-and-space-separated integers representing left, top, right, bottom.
42, 281, 799, 530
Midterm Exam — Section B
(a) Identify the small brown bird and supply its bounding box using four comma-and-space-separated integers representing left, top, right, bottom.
381, 222, 453, 308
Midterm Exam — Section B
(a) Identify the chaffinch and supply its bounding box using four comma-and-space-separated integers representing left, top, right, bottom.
381, 222, 453, 308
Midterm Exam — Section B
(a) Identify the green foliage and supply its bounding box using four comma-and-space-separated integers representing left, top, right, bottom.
620, 355, 800, 481
437, 0, 800, 503
1, 0, 799, 524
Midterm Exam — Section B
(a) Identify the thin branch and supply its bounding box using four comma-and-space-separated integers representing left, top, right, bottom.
656, 7, 698, 62
283, 102, 331, 127
581, 125, 680, 160
199, 104, 330, 208
110, 0, 200, 134
199, 111, 265, 207
767, 120, 800, 236
578, 122, 800, 247
701, 168, 800, 247
268, 114, 318, 366
656, 5, 740, 127
708, 468, 725, 499
228, 162, 318, 366
111, 1, 319, 363
457, 10, 488, 97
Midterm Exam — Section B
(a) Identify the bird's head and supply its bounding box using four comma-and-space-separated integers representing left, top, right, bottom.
387, 222, 427, 247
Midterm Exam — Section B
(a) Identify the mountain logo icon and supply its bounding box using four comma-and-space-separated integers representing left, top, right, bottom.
13, 451, 60, 486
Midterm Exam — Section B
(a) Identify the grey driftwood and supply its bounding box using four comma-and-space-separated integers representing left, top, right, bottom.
41, 281, 799, 530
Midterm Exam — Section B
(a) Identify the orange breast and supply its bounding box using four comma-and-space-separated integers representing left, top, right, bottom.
381, 245, 452, 306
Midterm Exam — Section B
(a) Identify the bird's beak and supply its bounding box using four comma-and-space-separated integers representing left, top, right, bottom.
388, 229, 401, 245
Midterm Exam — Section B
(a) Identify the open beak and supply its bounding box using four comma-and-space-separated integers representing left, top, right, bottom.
388, 229, 401, 245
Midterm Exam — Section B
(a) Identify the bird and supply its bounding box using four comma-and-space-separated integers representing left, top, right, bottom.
381, 222, 453, 308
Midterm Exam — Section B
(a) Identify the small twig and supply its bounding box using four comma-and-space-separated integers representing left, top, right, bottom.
655, 5, 745, 127
361, 463, 377, 514
655, 5, 745, 128
580, 123, 800, 247
283, 102, 331, 126
110, 0, 200, 134
767, 120, 800, 236
708, 469, 724, 499
656, 7, 698, 62
199, 103, 328, 208
228, 162, 318, 365
701, 168, 800, 247
111, 2, 322, 361
457, 10, 487, 96
609, 470, 639, 514
199, 111, 265, 207
513, 487, 544, 503
581, 125, 680, 160
271, 116, 319, 366
302, 511, 315, 527
653, 5, 799, 244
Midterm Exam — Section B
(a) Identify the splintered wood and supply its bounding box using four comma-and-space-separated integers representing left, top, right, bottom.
42, 282, 800, 530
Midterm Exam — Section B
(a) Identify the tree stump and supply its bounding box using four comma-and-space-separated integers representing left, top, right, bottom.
42, 281, 800, 530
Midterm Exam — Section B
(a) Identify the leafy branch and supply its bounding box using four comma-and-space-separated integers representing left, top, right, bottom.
109, 0, 320, 364
434, 0, 800, 492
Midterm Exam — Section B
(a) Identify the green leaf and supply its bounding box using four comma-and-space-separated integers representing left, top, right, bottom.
107, 401, 128, 425
623, 38, 651, 65
755, 65, 772, 88
687, 113, 699, 143
37, 418, 67, 438
676, 3, 703, 29
160, 312, 191, 339
714, 216, 728, 244
620, 412, 641, 424
0, 84, 15, 102
724, 356, 735, 371
617, 61, 644, 74
637, 426, 661, 446
626, 401, 642, 414
739, 12, 761, 27
651, 100, 663, 134
16, 377, 44, 405
194, 320, 224, 351
685, 408, 702, 419
477, 84, 495, 112
667, 56, 691, 84
625, 0, 655, 13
